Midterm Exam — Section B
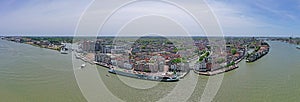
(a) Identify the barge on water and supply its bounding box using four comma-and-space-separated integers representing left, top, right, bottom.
108, 69, 179, 82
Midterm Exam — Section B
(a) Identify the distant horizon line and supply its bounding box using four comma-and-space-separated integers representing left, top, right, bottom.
0, 34, 299, 38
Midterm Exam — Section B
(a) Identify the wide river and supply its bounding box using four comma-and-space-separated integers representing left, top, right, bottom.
0, 40, 299, 102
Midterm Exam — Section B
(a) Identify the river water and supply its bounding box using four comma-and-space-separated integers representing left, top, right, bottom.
0, 40, 299, 102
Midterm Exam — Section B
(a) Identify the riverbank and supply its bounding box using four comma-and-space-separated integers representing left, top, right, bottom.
0, 40, 87, 102
27, 42, 61, 51
2, 37, 72, 52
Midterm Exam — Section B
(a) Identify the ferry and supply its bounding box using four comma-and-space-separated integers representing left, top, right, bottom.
60, 44, 69, 54
60, 47, 68, 54
108, 69, 179, 82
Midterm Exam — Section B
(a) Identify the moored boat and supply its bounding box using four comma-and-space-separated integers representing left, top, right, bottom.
81, 64, 86, 68
60, 44, 68, 54
60, 47, 68, 54
75, 54, 81, 59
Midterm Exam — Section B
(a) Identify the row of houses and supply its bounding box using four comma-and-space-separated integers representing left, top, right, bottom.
95, 52, 189, 73
194, 57, 213, 72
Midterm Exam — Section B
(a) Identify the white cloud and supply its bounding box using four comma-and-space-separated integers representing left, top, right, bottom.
0, 0, 91, 36
1, 0, 299, 37
206, 0, 274, 36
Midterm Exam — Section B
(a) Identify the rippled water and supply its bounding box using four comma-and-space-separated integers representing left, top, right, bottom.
0, 40, 86, 102
0, 40, 299, 102
212, 41, 300, 102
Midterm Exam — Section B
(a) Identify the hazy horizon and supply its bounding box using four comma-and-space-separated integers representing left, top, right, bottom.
1, 34, 299, 38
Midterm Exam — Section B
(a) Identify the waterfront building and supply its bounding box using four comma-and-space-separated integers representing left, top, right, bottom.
135, 61, 151, 72
195, 61, 207, 72
81, 41, 95, 52
117, 60, 125, 68
95, 53, 112, 65
149, 63, 159, 72
149, 56, 165, 72
206, 62, 212, 71
111, 59, 117, 66
124, 63, 132, 69
170, 64, 177, 71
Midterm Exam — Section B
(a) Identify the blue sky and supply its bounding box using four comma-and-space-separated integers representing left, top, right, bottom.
0, 0, 300, 37
208, 0, 300, 37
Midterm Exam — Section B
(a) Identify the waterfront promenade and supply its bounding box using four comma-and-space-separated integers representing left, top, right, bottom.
75, 51, 187, 82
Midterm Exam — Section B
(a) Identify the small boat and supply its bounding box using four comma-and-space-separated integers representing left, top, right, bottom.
93, 61, 98, 64
108, 69, 116, 74
297, 46, 300, 49
75, 54, 80, 59
81, 64, 86, 68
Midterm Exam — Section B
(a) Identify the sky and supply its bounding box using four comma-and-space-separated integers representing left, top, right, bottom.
0, 0, 300, 37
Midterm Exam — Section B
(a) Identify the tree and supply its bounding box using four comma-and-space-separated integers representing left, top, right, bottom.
172, 58, 182, 63
205, 51, 210, 56
141, 45, 146, 49
173, 48, 178, 52
199, 56, 204, 62
231, 48, 237, 55
255, 46, 261, 52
